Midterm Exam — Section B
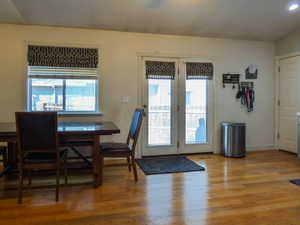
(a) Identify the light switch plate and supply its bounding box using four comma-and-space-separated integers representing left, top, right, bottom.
121, 96, 130, 103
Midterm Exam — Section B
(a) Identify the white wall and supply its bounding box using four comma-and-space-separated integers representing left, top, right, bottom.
0, 24, 275, 155
276, 29, 300, 56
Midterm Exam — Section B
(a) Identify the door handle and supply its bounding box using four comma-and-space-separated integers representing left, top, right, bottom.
142, 105, 147, 116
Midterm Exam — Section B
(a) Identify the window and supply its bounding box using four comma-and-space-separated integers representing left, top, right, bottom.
27, 67, 98, 112
27, 45, 99, 113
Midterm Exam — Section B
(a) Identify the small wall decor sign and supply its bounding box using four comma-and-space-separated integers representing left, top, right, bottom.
245, 64, 258, 79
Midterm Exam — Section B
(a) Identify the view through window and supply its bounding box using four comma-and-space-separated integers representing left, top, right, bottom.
147, 79, 207, 146
185, 79, 207, 144
28, 67, 98, 112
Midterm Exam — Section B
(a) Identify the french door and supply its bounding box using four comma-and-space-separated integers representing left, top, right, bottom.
141, 57, 213, 156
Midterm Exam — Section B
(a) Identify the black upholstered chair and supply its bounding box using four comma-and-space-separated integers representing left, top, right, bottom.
15, 112, 67, 203
100, 108, 144, 182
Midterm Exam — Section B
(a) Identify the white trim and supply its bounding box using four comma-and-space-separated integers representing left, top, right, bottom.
246, 145, 275, 152
58, 112, 103, 117
274, 59, 280, 149
136, 51, 217, 61
275, 51, 300, 60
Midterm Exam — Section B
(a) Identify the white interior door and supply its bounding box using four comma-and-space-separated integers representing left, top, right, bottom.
141, 57, 213, 156
278, 56, 300, 153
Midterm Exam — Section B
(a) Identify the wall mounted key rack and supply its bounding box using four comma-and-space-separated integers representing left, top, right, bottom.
222, 73, 240, 88
240, 81, 254, 88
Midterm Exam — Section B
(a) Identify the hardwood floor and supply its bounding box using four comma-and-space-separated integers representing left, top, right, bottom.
1, 150, 300, 225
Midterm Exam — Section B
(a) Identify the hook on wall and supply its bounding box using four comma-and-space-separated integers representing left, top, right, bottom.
222, 73, 240, 88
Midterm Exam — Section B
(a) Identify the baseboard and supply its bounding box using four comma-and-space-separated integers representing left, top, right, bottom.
246, 145, 275, 152
136, 145, 276, 159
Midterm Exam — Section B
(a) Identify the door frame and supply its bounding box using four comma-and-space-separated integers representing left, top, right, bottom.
137, 53, 216, 158
274, 52, 300, 151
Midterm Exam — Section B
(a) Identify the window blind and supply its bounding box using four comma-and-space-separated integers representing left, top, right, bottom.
27, 45, 98, 68
186, 62, 213, 80
28, 66, 98, 80
145, 61, 176, 80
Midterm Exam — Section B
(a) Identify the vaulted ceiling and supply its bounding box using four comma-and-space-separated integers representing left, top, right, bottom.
1, 0, 300, 41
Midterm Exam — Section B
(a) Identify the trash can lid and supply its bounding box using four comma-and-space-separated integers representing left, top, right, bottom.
221, 122, 246, 126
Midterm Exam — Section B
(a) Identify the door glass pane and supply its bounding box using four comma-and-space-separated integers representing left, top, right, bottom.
30, 79, 63, 111
185, 80, 207, 144
148, 79, 171, 146
65, 79, 97, 112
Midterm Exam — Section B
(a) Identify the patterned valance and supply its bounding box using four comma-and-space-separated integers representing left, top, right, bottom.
186, 62, 213, 80
146, 61, 176, 80
28, 45, 98, 68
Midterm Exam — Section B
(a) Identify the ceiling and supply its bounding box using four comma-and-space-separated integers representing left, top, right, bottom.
1, 0, 300, 41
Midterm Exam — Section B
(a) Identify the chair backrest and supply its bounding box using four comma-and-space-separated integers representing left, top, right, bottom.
15, 112, 58, 153
127, 108, 144, 151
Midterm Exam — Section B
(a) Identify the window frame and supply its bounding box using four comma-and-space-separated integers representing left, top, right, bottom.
26, 76, 100, 115
25, 43, 102, 116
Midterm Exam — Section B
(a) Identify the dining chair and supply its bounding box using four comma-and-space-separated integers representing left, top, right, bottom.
99, 108, 144, 182
0, 145, 7, 166
15, 112, 68, 203
0, 145, 7, 177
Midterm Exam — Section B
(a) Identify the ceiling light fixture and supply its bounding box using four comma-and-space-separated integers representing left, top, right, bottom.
288, 3, 299, 11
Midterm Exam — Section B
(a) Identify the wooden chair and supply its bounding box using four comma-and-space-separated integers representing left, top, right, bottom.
0, 145, 8, 177
15, 112, 67, 203
100, 108, 144, 182
0, 145, 7, 167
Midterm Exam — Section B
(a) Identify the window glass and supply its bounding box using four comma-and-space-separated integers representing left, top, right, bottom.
29, 78, 98, 112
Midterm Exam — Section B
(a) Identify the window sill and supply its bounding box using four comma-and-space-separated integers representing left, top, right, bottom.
58, 112, 103, 117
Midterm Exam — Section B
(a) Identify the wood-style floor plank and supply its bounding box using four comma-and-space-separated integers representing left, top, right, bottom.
1, 150, 300, 225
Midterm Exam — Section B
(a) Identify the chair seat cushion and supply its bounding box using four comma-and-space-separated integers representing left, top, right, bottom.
24, 150, 67, 164
100, 142, 131, 153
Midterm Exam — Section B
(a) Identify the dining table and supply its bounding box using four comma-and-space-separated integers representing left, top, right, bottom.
0, 121, 120, 187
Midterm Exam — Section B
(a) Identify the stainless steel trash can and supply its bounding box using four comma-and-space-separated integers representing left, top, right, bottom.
221, 122, 246, 158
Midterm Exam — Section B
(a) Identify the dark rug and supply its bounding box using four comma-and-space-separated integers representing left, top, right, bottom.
136, 156, 205, 175
290, 179, 300, 186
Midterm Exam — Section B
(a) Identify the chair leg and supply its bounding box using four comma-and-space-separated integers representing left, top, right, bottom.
131, 154, 138, 182
2, 147, 7, 168
64, 156, 68, 185
28, 169, 32, 186
56, 167, 60, 202
127, 156, 131, 172
18, 167, 24, 204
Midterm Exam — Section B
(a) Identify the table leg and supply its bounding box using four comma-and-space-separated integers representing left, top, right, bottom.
8, 142, 18, 169
93, 135, 102, 187
0, 142, 17, 177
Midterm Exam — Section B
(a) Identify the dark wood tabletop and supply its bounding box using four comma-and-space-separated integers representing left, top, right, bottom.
0, 121, 120, 139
